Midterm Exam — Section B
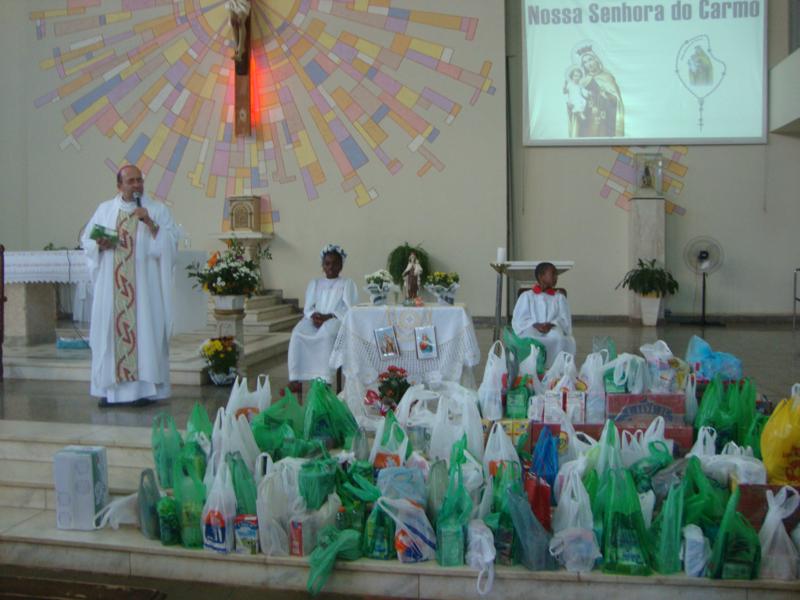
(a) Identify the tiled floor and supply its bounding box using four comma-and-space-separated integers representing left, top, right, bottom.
2, 322, 799, 427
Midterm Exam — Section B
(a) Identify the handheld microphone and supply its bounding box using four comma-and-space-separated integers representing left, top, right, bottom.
133, 192, 143, 220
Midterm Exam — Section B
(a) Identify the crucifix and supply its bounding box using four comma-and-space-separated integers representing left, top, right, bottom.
227, 0, 251, 137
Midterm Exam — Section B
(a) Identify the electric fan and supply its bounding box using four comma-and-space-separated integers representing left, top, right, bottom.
682, 236, 725, 327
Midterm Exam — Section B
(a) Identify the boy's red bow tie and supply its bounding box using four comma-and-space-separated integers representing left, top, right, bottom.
532, 285, 556, 295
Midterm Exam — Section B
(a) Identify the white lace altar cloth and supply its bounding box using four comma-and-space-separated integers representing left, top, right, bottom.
3, 251, 89, 284
330, 304, 481, 385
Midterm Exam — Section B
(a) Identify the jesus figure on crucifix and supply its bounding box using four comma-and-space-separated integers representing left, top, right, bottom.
226, 0, 251, 75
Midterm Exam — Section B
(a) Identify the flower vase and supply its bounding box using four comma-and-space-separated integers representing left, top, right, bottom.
213, 294, 246, 311
426, 283, 458, 305
208, 367, 237, 386
364, 283, 390, 306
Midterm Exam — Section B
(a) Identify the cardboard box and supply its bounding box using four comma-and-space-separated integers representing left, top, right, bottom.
483, 419, 529, 446
53, 445, 109, 530
736, 484, 800, 533
606, 393, 686, 427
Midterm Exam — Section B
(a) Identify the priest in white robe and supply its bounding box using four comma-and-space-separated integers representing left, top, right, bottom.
81, 165, 178, 406
511, 262, 576, 368
288, 244, 358, 387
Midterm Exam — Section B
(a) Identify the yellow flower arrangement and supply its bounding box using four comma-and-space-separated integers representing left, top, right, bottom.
200, 336, 239, 374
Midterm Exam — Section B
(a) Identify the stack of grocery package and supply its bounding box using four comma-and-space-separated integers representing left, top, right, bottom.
55, 331, 800, 597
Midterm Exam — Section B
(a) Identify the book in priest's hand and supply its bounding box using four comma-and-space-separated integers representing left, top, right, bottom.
89, 224, 119, 246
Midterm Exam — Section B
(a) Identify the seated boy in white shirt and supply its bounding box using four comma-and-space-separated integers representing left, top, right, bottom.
511, 261, 576, 368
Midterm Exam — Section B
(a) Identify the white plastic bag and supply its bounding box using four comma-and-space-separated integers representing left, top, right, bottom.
482, 421, 519, 480
640, 340, 676, 393
542, 352, 577, 391
369, 415, 409, 468
552, 470, 592, 533
429, 384, 484, 463
703, 441, 766, 486
226, 413, 260, 473
467, 519, 495, 596
518, 344, 545, 396
202, 460, 237, 553
643, 415, 674, 456
226, 374, 272, 420
95, 492, 139, 530
682, 524, 711, 576
688, 426, 717, 458
639, 490, 656, 529
621, 429, 647, 467
579, 351, 607, 424
606, 353, 647, 394
758, 486, 800, 580
395, 385, 438, 428
255, 457, 307, 556
376, 496, 437, 563
549, 528, 601, 572
477, 341, 506, 421
553, 455, 588, 503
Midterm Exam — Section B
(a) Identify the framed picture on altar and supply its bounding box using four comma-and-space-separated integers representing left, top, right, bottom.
374, 326, 400, 359
414, 326, 438, 360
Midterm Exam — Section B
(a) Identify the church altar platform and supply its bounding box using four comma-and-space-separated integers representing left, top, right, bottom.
0, 419, 797, 600
1, 327, 290, 385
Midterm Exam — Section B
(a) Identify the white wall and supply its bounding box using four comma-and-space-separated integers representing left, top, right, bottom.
507, 0, 800, 317
1, 1, 507, 316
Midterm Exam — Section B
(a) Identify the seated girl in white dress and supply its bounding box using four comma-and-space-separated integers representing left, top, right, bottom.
511, 262, 576, 368
288, 244, 358, 390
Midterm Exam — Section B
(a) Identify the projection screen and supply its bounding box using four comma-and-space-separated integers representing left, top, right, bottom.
521, 0, 767, 146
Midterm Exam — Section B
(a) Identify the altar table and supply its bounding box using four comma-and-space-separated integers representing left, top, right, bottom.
330, 304, 481, 386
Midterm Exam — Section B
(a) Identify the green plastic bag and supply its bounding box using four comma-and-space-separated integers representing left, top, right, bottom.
372, 410, 412, 467
743, 413, 768, 459
156, 495, 180, 546
252, 419, 294, 456
180, 440, 207, 483
736, 379, 757, 444
629, 441, 673, 493
186, 402, 212, 443
694, 376, 737, 449
682, 456, 729, 543
504, 326, 546, 375
172, 463, 205, 549
506, 386, 529, 419
707, 487, 761, 579
279, 437, 328, 461
436, 464, 473, 566
304, 379, 359, 449
600, 469, 652, 575
508, 489, 558, 571
426, 459, 448, 528
299, 459, 338, 511
307, 526, 362, 596
254, 388, 305, 438
227, 451, 257, 515
138, 468, 161, 540
651, 482, 684, 574
486, 461, 523, 566
363, 501, 395, 559
152, 412, 183, 489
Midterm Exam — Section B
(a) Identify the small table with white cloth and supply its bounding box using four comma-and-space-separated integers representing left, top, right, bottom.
330, 303, 481, 386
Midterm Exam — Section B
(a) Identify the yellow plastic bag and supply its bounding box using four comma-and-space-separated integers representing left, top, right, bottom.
760, 384, 800, 485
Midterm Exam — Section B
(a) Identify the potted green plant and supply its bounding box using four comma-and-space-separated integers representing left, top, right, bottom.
617, 258, 679, 326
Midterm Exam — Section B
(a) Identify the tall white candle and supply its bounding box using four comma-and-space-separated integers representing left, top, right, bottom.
496, 247, 507, 263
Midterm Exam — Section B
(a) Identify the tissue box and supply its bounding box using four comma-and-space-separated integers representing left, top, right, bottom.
53, 445, 109, 530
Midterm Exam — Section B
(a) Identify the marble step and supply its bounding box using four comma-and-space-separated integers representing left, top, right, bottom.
0, 458, 144, 500
243, 303, 295, 324
1, 508, 799, 600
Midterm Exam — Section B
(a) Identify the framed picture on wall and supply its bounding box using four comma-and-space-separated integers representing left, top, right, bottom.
635, 153, 664, 197
414, 326, 438, 360
374, 326, 400, 359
